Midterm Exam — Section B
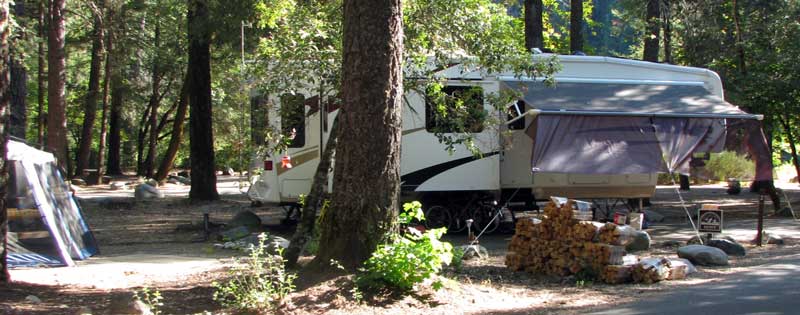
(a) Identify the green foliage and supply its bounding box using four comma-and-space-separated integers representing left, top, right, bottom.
356, 202, 454, 292
705, 151, 755, 181
212, 233, 297, 311
135, 287, 164, 315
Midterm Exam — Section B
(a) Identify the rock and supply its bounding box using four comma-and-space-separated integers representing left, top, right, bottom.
134, 184, 164, 200
145, 178, 158, 187
221, 226, 252, 241
110, 182, 127, 190
71, 178, 87, 186
706, 239, 746, 257
228, 210, 262, 230
678, 245, 729, 266
224, 167, 235, 175
166, 178, 181, 185
169, 175, 191, 185
726, 179, 742, 195
660, 240, 683, 248
626, 231, 651, 252
644, 210, 665, 223
25, 295, 42, 303
108, 293, 151, 315
767, 233, 785, 245
687, 234, 735, 245
457, 244, 489, 260
267, 236, 290, 252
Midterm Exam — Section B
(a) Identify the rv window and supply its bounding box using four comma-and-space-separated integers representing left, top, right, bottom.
507, 100, 526, 130
280, 94, 306, 148
425, 85, 485, 133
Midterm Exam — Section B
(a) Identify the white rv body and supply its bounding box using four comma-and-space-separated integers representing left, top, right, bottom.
249, 55, 732, 207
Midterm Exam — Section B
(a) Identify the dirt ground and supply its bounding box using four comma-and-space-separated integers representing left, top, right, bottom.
1, 177, 799, 315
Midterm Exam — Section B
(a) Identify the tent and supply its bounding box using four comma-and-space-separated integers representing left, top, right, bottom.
5, 140, 98, 267
500, 80, 771, 179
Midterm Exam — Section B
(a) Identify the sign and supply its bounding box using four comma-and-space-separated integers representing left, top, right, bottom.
698, 205, 723, 233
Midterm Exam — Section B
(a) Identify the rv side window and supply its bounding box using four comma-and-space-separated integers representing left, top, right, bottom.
507, 100, 526, 130
425, 85, 485, 133
280, 94, 306, 148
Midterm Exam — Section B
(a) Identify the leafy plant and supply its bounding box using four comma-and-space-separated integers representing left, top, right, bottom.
212, 233, 297, 311
135, 287, 164, 315
704, 151, 755, 181
356, 201, 454, 292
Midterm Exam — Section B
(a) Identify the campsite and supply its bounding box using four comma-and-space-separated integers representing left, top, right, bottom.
3, 0, 800, 314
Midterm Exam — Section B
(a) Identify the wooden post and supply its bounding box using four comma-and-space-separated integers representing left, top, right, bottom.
756, 194, 764, 246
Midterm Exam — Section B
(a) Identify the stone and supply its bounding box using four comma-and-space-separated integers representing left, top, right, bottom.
687, 234, 735, 245
221, 226, 252, 241
706, 239, 746, 257
145, 178, 158, 187
660, 240, 683, 248
457, 244, 489, 260
677, 245, 729, 266
169, 175, 191, 185
25, 295, 42, 303
134, 184, 164, 200
177, 170, 190, 178
71, 178, 87, 186
108, 293, 151, 315
767, 233, 785, 245
110, 182, 127, 190
626, 231, 651, 252
228, 210, 262, 230
644, 210, 665, 223
726, 179, 742, 195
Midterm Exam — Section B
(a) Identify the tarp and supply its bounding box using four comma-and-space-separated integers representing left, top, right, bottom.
5, 140, 98, 267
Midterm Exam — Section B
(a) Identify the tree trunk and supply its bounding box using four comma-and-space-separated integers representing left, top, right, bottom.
524, 0, 543, 51
47, 0, 68, 168
314, 0, 403, 270
779, 115, 800, 185
9, 57, 26, 139
154, 71, 189, 182
97, 10, 113, 183
136, 100, 151, 175
75, 5, 104, 176
731, 0, 746, 75
143, 21, 162, 178
643, 0, 660, 62
37, 0, 46, 145
662, 0, 672, 64
107, 60, 124, 175
1, 0, 10, 283
286, 115, 339, 267
591, 0, 612, 54
187, 0, 218, 200
569, 0, 583, 54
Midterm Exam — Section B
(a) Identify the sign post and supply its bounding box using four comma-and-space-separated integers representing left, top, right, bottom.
698, 204, 723, 235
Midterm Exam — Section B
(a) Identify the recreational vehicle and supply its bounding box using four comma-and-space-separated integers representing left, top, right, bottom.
248, 54, 761, 233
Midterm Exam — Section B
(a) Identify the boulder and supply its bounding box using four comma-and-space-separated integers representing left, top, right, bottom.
678, 245, 729, 266
687, 234, 735, 245
134, 184, 164, 200
767, 233, 785, 245
170, 175, 191, 185
706, 239, 746, 257
660, 240, 683, 248
220, 226, 251, 241
644, 210, 665, 223
228, 210, 262, 230
625, 231, 651, 252
25, 295, 42, 304
145, 178, 158, 187
457, 244, 489, 260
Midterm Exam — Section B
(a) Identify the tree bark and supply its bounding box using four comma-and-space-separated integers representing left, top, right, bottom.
314, 0, 403, 270
154, 71, 189, 182
286, 115, 339, 267
143, 21, 162, 178
47, 0, 68, 168
9, 57, 26, 139
569, 0, 583, 54
1, 0, 10, 282
731, 0, 746, 75
107, 59, 124, 175
97, 9, 113, 183
136, 99, 151, 175
779, 115, 800, 185
662, 0, 672, 64
75, 3, 105, 176
524, 0, 543, 51
187, 0, 218, 200
37, 0, 46, 145
643, 0, 660, 62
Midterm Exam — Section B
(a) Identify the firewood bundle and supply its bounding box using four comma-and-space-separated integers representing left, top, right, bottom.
598, 223, 637, 246
631, 257, 672, 284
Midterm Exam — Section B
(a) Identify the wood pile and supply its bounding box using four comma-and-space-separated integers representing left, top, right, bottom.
506, 198, 681, 285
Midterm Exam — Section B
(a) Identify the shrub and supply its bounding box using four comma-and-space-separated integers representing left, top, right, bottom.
135, 287, 163, 315
212, 233, 297, 311
356, 201, 454, 292
704, 151, 755, 181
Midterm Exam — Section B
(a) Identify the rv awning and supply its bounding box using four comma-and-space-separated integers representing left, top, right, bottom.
500, 80, 767, 176
501, 80, 762, 120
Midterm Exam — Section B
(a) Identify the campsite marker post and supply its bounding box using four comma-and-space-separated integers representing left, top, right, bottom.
756, 194, 765, 246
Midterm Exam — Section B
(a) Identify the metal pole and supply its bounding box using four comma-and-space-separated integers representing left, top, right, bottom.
757, 194, 765, 246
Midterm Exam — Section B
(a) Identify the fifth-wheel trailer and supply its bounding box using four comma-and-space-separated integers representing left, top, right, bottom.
248, 54, 745, 233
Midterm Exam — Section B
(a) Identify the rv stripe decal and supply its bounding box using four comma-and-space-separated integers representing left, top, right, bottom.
400, 151, 499, 190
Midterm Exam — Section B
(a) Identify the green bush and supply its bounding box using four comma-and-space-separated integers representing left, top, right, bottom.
704, 151, 755, 181
135, 287, 163, 315
212, 233, 297, 311
356, 201, 454, 292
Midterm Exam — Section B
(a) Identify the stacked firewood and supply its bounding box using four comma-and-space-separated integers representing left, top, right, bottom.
506, 199, 657, 284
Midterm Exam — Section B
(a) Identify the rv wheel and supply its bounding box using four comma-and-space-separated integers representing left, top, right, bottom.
424, 205, 452, 231
471, 204, 500, 235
